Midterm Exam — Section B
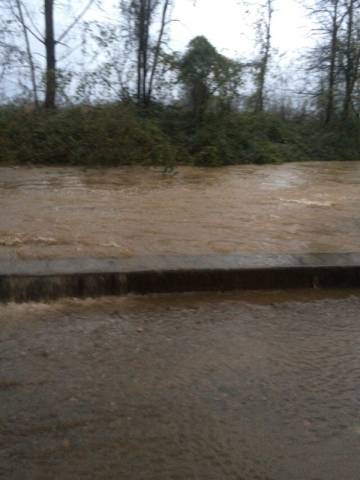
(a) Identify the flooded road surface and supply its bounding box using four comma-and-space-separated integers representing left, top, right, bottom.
1, 290, 360, 479
0, 161, 359, 260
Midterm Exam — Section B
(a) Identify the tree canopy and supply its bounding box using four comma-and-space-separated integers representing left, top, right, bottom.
178, 36, 242, 119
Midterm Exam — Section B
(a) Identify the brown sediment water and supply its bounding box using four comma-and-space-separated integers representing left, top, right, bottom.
1, 290, 360, 479
0, 161, 359, 261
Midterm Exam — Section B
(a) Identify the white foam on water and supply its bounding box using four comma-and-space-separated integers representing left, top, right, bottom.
280, 198, 334, 207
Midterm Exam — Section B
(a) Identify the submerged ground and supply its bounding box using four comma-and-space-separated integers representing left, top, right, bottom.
0, 161, 360, 261
1, 290, 360, 479
1, 161, 360, 478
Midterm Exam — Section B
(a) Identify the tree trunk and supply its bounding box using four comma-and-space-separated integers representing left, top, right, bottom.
254, 0, 272, 113
44, 0, 56, 109
128, 0, 172, 106
325, 0, 340, 124
147, 0, 170, 103
142, 0, 151, 105
342, 0, 355, 120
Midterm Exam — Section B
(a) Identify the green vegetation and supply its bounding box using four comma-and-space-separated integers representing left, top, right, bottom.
2, 4, 360, 169
1, 103, 359, 167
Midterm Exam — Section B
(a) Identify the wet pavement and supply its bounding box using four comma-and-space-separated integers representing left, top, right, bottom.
1, 290, 360, 479
1, 162, 360, 260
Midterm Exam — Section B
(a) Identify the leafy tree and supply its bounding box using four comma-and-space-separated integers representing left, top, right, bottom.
178, 36, 242, 122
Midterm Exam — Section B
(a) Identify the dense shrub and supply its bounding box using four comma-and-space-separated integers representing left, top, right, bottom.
0, 104, 177, 166
0, 103, 359, 166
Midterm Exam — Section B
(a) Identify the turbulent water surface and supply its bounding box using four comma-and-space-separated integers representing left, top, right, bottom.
1, 290, 360, 479
0, 161, 359, 260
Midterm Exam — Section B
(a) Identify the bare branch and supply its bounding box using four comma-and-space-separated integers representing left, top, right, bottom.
57, 0, 97, 43
14, 0, 39, 105
147, 0, 171, 101
22, 2, 44, 41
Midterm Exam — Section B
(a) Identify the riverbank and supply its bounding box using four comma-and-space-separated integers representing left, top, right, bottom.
1, 104, 360, 167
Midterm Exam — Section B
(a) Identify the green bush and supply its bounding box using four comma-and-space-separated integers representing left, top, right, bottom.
0, 103, 359, 167
0, 104, 178, 167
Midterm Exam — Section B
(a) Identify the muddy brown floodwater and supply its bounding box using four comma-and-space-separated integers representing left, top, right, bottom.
1, 290, 360, 479
0, 161, 360, 260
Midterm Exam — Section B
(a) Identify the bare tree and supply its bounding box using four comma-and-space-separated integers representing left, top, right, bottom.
0, 0, 38, 103
5, 0, 99, 108
308, 0, 349, 123
0, 3, 16, 86
44, 0, 56, 108
45, 0, 98, 108
325, 0, 345, 122
12, 0, 39, 106
254, 0, 274, 113
147, 0, 171, 102
121, 0, 173, 106
340, 0, 360, 119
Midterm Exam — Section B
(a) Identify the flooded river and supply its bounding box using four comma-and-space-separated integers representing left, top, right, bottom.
1, 290, 360, 479
0, 161, 359, 260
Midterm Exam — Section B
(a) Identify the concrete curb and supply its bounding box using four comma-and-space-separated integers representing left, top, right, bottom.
1, 253, 360, 303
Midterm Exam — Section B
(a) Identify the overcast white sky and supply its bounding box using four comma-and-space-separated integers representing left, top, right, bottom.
168, 0, 312, 58
49, 0, 316, 67
66, 0, 315, 101
2, 0, 315, 100
89, 0, 314, 60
